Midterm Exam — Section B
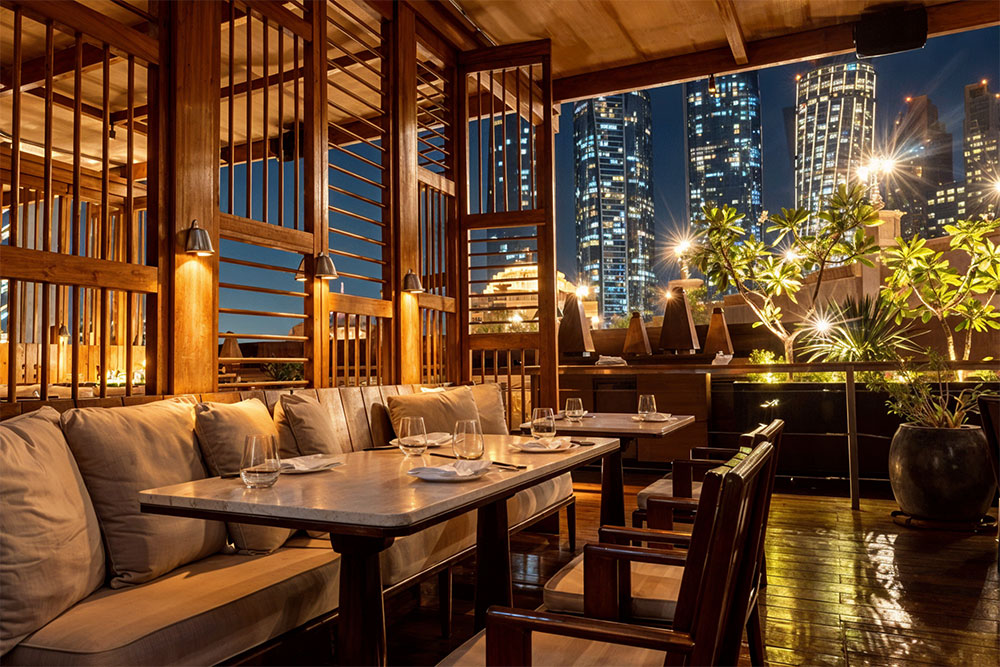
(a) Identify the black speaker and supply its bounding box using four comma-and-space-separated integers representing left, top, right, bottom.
854, 6, 927, 58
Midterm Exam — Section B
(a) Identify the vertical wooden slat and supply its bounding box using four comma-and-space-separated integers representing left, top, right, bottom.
228, 3, 235, 214
528, 65, 535, 209
536, 54, 558, 409
488, 69, 495, 213
516, 68, 522, 211
476, 71, 482, 215
7, 8, 22, 401
125, 55, 135, 396
262, 16, 269, 223
245, 8, 253, 218
293, 36, 300, 231
100, 44, 111, 398
277, 26, 285, 229
71, 31, 83, 401
502, 69, 509, 212
40, 19, 54, 398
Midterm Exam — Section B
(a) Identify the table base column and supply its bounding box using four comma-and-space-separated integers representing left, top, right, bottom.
474, 499, 512, 629
330, 534, 394, 666
601, 446, 626, 527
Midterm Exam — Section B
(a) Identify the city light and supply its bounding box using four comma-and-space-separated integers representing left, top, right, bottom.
509, 312, 523, 324
575, 284, 589, 299
590, 315, 600, 328
783, 248, 800, 262
811, 315, 833, 336
904, 96, 912, 103
674, 239, 692, 257
663, 289, 673, 300
993, 180, 1000, 195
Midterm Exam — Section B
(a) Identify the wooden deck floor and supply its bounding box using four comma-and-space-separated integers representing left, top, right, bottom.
387, 477, 999, 666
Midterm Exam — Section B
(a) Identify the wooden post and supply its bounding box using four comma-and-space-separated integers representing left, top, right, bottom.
304, 0, 329, 388
162, 0, 220, 394
389, 4, 420, 384
535, 51, 559, 409
845, 367, 861, 510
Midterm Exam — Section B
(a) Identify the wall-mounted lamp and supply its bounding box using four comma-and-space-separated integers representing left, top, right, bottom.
707, 74, 718, 95
294, 257, 307, 282
184, 219, 214, 256
58, 324, 69, 344
315, 253, 338, 280
402, 269, 424, 293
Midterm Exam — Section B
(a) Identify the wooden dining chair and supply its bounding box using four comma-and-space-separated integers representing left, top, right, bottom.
977, 395, 999, 574
440, 442, 775, 666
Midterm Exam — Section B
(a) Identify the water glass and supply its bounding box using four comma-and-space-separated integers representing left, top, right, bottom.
638, 394, 657, 420
398, 416, 428, 456
565, 397, 584, 423
453, 419, 485, 460
240, 434, 280, 488
530, 407, 557, 439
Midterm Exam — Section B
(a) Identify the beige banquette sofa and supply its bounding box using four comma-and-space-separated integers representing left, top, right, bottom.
0, 383, 574, 665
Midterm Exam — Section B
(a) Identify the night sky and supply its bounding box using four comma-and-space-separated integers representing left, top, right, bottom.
553, 26, 1000, 283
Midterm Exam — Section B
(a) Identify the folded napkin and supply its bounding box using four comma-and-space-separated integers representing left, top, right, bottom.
280, 454, 344, 473
517, 437, 574, 451
554, 410, 589, 420
632, 413, 672, 423
392, 432, 452, 446
711, 352, 734, 366
407, 459, 492, 478
595, 355, 627, 366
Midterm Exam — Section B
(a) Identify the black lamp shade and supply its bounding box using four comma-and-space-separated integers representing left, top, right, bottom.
315, 253, 338, 280
185, 219, 214, 255
403, 269, 424, 293
294, 257, 307, 281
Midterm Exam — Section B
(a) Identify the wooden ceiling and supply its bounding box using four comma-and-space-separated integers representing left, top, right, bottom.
451, 0, 1000, 101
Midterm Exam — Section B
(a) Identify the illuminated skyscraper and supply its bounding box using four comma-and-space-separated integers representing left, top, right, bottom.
887, 95, 953, 238
684, 72, 763, 238
963, 79, 1000, 188
573, 92, 655, 322
794, 60, 876, 230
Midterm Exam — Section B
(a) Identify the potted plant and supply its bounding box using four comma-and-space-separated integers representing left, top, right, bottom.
870, 357, 996, 523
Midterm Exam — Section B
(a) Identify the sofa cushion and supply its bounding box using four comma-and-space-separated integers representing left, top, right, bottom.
381, 512, 477, 587
542, 552, 683, 620
636, 476, 702, 509
194, 399, 295, 554
60, 399, 227, 588
5, 544, 340, 666
279, 392, 347, 456
385, 385, 480, 435
271, 398, 299, 460
508, 473, 573, 526
0, 408, 105, 655
467, 383, 509, 435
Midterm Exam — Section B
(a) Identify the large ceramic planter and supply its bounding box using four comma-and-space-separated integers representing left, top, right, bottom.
888, 424, 996, 522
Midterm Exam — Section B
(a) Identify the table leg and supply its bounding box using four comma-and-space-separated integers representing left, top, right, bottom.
601, 445, 626, 527
329, 534, 394, 666
474, 498, 512, 630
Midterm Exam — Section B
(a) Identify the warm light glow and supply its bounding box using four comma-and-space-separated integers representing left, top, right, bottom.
663, 289, 673, 300
674, 239, 691, 257
812, 316, 833, 335
795, 74, 801, 81
904, 96, 912, 103
590, 316, 600, 328
575, 284, 589, 299
857, 166, 870, 182
993, 180, 1000, 194
783, 248, 800, 262
510, 312, 524, 324
982, 78, 988, 85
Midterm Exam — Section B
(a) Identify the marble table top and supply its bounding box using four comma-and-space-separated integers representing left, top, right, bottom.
139, 434, 618, 534
519, 412, 694, 437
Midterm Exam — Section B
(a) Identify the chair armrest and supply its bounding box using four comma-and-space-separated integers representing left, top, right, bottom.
582, 543, 688, 620
673, 458, 726, 496
691, 446, 740, 459
485, 606, 695, 665
646, 495, 699, 531
598, 524, 693, 548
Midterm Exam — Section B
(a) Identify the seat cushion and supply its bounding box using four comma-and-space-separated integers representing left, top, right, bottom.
279, 392, 348, 455
6, 544, 340, 666
386, 385, 480, 435
0, 408, 106, 655
543, 552, 683, 621
438, 627, 665, 667
381, 512, 478, 587
636, 476, 702, 509
60, 399, 227, 588
194, 399, 294, 554
508, 473, 573, 526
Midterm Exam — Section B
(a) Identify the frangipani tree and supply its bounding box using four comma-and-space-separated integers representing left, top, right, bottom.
689, 183, 883, 362
881, 215, 1000, 361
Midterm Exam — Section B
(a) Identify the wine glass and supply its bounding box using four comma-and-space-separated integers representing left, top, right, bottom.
453, 419, 485, 460
565, 397, 584, 423
638, 394, 657, 421
530, 407, 557, 440
397, 416, 428, 456
240, 434, 280, 488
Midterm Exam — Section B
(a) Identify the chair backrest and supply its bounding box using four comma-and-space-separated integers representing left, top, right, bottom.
978, 396, 999, 486
670, 440, 774, 666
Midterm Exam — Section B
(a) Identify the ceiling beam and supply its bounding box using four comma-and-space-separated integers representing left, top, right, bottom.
553, 0, 999, 103
715, 0, 747, 65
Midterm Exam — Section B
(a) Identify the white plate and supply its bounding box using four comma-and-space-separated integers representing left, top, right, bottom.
279, 455, 344, 474
508, 441, 580, 454
390, 432, 453, 448
407, 467, 491, 482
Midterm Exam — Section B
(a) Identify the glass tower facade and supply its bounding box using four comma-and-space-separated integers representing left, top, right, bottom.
684, 73, 763, 238
573, 92, 655, 322
963, 80, 1000, 187
794, 61, 876, 231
